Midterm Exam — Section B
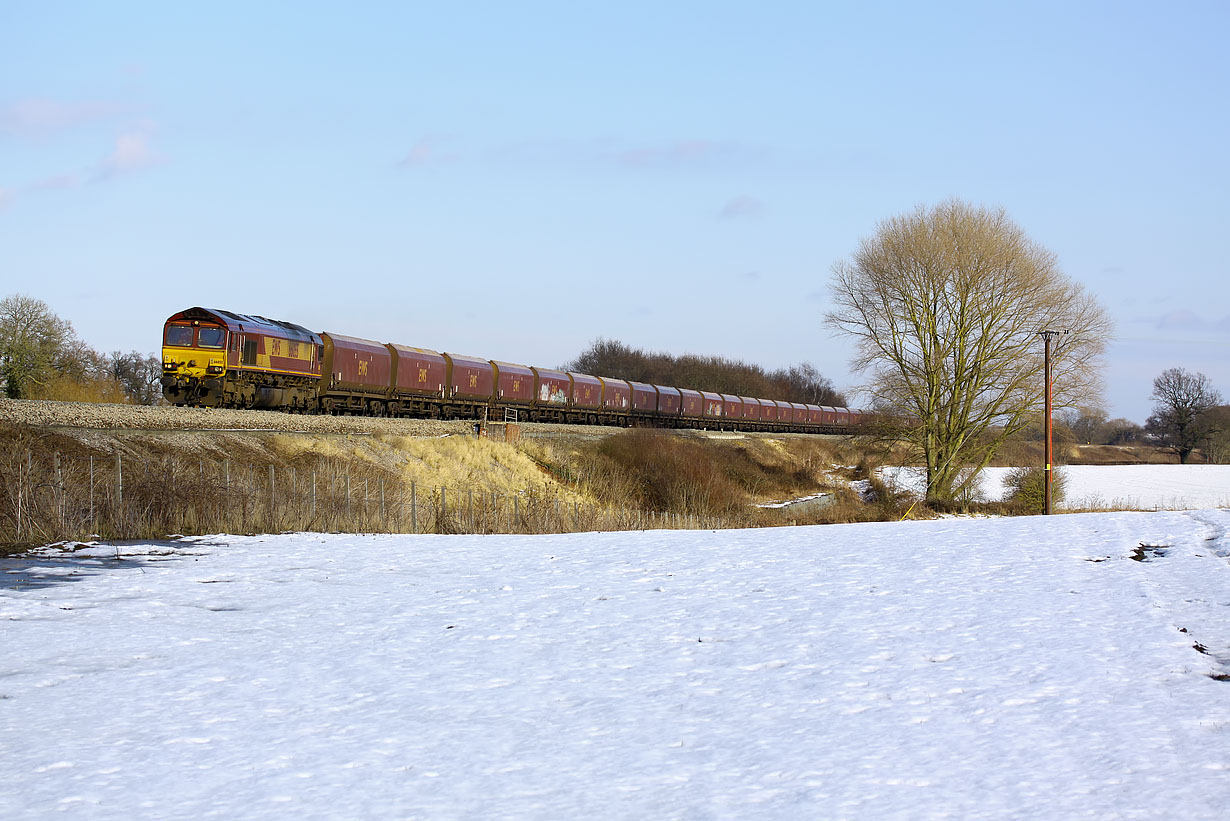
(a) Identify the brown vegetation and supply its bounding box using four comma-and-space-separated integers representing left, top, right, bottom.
1, 294, 160, 404
0, 417, 909, 552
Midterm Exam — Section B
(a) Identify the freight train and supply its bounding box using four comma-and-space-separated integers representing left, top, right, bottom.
160, 307, 866, 433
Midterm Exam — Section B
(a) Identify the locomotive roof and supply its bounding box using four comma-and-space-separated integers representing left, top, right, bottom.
165, 307, 320, 344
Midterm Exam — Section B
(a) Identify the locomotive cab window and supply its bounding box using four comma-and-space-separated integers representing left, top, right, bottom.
198, 327, 225, 348
165, 325, 194, 347
242, 338, 258, 366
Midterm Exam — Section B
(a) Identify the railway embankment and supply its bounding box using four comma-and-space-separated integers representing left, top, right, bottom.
0, 400, 872, 551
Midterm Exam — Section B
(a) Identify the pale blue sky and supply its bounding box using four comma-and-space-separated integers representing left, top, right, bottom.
2, 1, 1227, 421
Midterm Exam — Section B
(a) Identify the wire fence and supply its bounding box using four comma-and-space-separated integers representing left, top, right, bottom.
0, 448, 730, 548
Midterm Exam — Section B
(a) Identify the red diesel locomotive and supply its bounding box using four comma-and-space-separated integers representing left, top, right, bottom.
160, 307, 865, 433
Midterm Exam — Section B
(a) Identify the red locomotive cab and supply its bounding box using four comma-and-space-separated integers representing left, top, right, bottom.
162, 307, 321, 409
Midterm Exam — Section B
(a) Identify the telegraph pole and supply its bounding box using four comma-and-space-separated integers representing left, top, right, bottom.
1037, 330, 1066, 514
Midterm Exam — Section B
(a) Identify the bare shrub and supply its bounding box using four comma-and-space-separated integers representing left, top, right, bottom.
1002, 466, 1066, 514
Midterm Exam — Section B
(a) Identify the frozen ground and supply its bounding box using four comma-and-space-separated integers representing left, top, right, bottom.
881, 464, 1230, 510
3, 511, 1230, 819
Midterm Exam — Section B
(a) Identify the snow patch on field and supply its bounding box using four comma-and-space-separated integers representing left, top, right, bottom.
3, 509, 1230, 818
880, 464, 1230, 510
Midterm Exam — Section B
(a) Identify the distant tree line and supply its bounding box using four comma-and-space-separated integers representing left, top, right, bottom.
563, 338, 846, 406
1058, 366, 1228, 464
0, 294, 161, 404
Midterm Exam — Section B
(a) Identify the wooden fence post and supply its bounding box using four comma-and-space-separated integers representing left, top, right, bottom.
53, 451, 63, 528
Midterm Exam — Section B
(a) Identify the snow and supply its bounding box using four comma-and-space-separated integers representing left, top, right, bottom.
756, 492, 829, 509
881, 464, 1230, 510
3, 510, 1230, 818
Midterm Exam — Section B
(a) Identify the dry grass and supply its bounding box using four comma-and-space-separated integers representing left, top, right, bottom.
0, 421, 935, 551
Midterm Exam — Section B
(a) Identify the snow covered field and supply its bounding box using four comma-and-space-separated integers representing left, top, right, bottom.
882, 464, 1230, 510
3, 508, 1230, 819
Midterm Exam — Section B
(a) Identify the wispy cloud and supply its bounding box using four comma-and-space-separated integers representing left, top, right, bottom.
719, 195, 766, 220
1, 122, 160, 211
30, 173, 81, 191
1152, 309, 1230, 334
480, 136, 764, 173
605, 138, 762, 172
612, 139, 717, 168
95, 127, 158, 178
399, 134, 459, 168
0, 99, 131, 137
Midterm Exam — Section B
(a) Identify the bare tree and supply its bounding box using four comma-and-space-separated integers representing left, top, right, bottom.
106, 350, 163, 404
826, 200, 1112, 504
0, 294, 74, 398
1145, 368, 1223, 463
564, 338, 845, 405
1201, 406, 1230, 464
1057, 407, 1107, 445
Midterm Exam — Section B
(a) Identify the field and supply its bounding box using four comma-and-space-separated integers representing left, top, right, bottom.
882, 465, 1230, 511
3, 489, 1229, 818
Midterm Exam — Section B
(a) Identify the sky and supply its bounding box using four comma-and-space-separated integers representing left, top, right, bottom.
2, 1, 1228, 422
